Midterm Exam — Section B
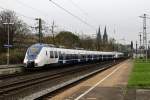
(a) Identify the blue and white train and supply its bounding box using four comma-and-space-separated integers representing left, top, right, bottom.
23, 43, 124, 68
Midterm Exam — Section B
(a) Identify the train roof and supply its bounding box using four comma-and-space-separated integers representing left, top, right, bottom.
30, 43, 55, 48
30, 43, 123, 55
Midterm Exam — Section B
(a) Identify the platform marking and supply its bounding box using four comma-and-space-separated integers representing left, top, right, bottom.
87, 97, 97, 99
74, 62, 125, 100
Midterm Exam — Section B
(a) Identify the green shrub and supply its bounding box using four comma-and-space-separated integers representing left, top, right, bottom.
0, 53, 7, 64
0, 49, 26, 65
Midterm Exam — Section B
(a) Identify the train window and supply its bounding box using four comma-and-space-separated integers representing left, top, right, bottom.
46, 51, 47, 56
63, 53, 66, 60
59, 51, 61, 56
59, 52, 63, 59
75, 54, 78, 59
73, 54, 75, 59
90, 55, 92, 58
55, 51, 58, 58
66, 54, 68, 59
66, 54, 69, 59
72, 54, 74, 59
69, 54, 72, 59
109, 55, 112, 58
50, 51, 54, 58
83, 55, 85, 59
78, 54, 80, 59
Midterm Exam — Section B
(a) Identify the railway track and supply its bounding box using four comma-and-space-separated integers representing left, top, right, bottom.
0, 59, 124, 100
0, 62, 105, 86
0, 62, 104, 80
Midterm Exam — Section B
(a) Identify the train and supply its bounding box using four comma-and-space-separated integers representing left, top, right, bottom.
23, 43, 124, 68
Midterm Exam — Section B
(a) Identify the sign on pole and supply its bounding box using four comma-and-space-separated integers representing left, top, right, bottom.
4, 44, 13, 48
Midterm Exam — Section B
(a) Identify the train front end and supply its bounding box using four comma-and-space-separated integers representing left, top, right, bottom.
23, 44, 43, 68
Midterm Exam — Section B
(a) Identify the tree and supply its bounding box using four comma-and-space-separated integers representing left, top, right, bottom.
107, 38, 116, 51
0, 10, 30, 51
55, 31, 79, 48
79, 36, 94, 50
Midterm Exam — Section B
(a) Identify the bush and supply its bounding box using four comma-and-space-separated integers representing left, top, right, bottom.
0, 49, 26, 65
0, 53, 7, 65
10, 49, 25, 64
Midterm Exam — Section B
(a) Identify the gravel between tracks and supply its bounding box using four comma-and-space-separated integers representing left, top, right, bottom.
0, 61, 117, 100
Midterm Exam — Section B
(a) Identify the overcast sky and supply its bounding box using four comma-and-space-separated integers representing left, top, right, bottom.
0, 0, 150, 44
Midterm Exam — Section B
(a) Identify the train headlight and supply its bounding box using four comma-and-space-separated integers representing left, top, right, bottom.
35, 63, 38, 66
23, 63, 26, 66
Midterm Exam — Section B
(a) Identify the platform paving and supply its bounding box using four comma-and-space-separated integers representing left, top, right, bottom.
45, 60, 150, 100
0, 64, 23, 75
48, 60, 133, 100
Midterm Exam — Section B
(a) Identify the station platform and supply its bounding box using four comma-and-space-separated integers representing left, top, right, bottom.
0, 64, 23, 75
48, 60, 134, 100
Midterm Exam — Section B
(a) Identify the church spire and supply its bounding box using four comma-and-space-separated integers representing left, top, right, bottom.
97, 26, 101, 41
103, 26, 108, 44
96, 26, 102, 50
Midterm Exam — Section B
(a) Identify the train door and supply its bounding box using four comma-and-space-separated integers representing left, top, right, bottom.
54, 51, 58, 63
49, 50, 56, 64
62, 52, 66, 64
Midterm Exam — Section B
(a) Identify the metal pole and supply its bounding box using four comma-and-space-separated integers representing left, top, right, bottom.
51, 21, 57, 45
139, 14, 150, 61
144, 14, 148, 61
35, 18, 42, 43
136, 41, 138, 59
139, 33, 142, 58
3, 20, 14, 67
7, 23, 9, 67
52, 21, 55, 44
39, 18, 42, 43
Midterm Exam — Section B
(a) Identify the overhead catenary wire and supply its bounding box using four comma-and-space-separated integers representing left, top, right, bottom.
14, 0, 55, 29
15, 0, 96, 34
0, 4, 51, 33
0, 5, 39, 34
15, 0, 50, 21
0, 5, 35, 20
0, 1, 93, 35
67, 0, 88, 16
66, 0, 99, 27
14, 0, 77, 33
49, 0, 96, 30
11, 0, 72, 34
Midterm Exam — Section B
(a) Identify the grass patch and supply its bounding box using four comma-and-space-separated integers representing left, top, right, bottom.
128, 61, 150, 88
134, 58, 150, 63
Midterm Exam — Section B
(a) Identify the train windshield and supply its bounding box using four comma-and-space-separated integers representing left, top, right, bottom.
27, 45, 43, 59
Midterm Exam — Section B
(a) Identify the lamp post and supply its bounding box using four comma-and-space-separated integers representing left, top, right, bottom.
3, 20, 14, 67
